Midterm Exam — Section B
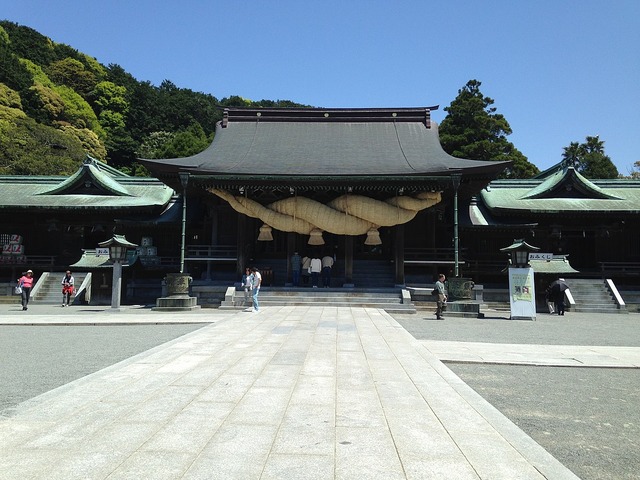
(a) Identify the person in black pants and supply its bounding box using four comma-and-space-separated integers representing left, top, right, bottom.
17, 269, 35, 311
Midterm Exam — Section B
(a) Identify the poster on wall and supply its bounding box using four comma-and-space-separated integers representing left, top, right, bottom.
508, 267, 536, 320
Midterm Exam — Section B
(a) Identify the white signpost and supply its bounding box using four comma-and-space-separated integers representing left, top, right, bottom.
96, 247, 110, 257
508, 267, 536, 320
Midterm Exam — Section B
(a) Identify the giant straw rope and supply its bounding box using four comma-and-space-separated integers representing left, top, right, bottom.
209, 189, 441, 236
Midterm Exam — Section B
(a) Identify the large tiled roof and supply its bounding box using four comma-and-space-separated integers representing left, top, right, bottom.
140, 107, 509, 179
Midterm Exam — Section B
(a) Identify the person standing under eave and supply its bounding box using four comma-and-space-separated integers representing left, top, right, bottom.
310, 257, 322, 288
435, 273, 448, 320
290, 252, 302, 287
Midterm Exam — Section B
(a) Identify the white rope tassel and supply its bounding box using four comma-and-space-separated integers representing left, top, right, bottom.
365, 227, 382, 245
308, 228, 325, 245
257, 224, 273, 241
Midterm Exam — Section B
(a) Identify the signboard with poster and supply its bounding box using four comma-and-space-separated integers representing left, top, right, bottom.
508, 267, 536, 320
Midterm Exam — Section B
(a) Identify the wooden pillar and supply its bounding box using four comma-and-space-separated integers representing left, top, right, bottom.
427, 211, 437, 278
206, 207, 218, 280
344, 236, 354, 286
286, 231, 295, 286
236, 213, 247, 278
395, 224, 405, 286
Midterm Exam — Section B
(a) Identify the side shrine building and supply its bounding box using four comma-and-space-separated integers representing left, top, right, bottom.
140, 107, 509, 287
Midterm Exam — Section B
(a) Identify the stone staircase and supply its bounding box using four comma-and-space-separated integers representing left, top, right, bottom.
219, 287, 416, 314
252, 258, 395, 288
352, 259, 396, 288
31, 272, 89, 305
566, 278, 626, 314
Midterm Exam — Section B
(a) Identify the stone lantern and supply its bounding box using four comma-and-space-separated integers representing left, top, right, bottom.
99, 234, 137, 310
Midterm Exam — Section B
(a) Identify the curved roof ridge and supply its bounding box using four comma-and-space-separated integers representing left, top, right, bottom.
520, 166, 622, 200
38, 155, 132, 196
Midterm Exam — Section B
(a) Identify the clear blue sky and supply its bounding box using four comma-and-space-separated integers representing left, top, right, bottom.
3, 0, 639, 174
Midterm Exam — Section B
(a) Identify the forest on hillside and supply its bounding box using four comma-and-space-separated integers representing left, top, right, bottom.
1, 21, 623, 179
0, 20, 305, 176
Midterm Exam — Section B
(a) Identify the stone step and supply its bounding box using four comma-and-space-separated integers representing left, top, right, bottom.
219, 286, 414, 313
259, 297, 401, 304
0, 295, 20, 304
571, 307, 628, 314
570, 296, 613, 301
258, 291, 401, 298
572, 304, 621, 310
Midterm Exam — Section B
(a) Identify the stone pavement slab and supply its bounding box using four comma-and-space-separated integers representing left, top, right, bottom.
0, 303, 223, 324
0, 306, 579, 479
421, 340, 640, 367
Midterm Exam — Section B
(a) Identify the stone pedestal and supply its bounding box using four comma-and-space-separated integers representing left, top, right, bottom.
153, 273, 200, 311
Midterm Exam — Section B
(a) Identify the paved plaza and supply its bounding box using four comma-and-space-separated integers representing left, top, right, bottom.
1, 304, 639, 479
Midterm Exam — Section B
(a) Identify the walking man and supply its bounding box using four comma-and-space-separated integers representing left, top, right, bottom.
435, 273, 447, 320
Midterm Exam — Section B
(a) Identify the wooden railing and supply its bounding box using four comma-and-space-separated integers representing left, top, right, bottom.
184, 245, 237, 262
462, 259, 509, 275
0, 255, 56, 267
599, 262, 640, 276
403, 247, 467, 266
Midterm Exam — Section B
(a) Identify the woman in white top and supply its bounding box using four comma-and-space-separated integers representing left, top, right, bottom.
310, 257, 322, 288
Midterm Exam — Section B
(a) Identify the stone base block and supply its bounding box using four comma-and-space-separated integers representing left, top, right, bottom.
152, 295, 200, 312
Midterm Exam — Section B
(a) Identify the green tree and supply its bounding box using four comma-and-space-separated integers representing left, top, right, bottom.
0, 104, 85, 175
58, 124, 107, 160
24, 83, 65, 123
0, 26, 33, 92
439, 79, 539, 179
156, 122, 211, 158
19, 58, 53, 86
562, 136, 618, 179
91, 81, 129, 114
53, 84, 104, 135
0, 21, 57, 66
46, 57, 97, 96
136, 131, 175, 159
0, 83, 22, 109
